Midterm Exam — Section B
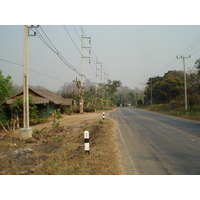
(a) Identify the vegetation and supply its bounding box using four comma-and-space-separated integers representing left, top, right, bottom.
0, 70, 13, 104
144, 58, 200, 108
1, 57, 199, 127
0, 117, 123, 175
60, 79, 122, 112
139, 58, 200, 121
10, 97, 38, 121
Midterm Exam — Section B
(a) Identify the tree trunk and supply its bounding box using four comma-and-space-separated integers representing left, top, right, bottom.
80, 97, 84, 114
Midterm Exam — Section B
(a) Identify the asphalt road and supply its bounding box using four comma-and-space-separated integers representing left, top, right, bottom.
111, 107, 200, 175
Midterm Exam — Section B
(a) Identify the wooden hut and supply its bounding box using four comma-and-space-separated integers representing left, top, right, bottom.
2, 88, 73, 118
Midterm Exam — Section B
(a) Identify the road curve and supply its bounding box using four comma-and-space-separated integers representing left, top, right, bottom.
111, 107, 200, 175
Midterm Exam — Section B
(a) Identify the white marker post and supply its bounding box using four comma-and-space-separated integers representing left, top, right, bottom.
103, 112, 105, 120
84, 131, 90, 154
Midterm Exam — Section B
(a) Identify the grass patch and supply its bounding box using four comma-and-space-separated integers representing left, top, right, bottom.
99, 120, 104, 124
55, 136, 64, 142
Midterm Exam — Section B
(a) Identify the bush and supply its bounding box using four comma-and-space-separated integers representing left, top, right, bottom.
0, 106, 9, 129
99, 120, 104, 124
84, 107, 95, 112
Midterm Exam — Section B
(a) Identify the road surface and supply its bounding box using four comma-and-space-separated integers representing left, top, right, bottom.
111, 107, 200, 175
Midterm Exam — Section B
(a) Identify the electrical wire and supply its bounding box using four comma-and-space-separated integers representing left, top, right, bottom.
190, 48, 200, 56
35, 26, 82, 77
78, 25, 103, 76
69, 25, 96, 75
63, 25, 81, 55
0, 58, 65, 83
0, 59, 23, 66
151, 36, 200, 77
177, 38, 200, 56
63, 25, 96, 74
37, 26, 96, 84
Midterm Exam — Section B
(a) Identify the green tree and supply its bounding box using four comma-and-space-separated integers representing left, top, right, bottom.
145, 76, 163, 104
84, 86, 100, 112
10, 97, 38, 121
106, 80, 122, 94
187, 58, 200, 107
159, 72, 184, 103
145, 71, 184, 104
0, 70, 13, 103
194, 58, 200, 71
98, 80, 122, 107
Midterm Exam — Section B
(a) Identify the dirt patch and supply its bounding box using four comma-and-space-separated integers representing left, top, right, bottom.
0, 110, 124, 175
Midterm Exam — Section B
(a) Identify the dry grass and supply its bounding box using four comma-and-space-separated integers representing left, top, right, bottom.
142, 104, 200, 122
0, 112, 124, 175
34, 119, 123, 175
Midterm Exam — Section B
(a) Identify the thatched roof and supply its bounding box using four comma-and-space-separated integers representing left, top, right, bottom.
4, 88, 73, 106
30, 88, 73, 105
5, 93, 49, 105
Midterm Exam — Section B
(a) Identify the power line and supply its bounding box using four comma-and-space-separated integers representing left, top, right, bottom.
34, 28, 57, 54
177, 38, 200, 56
73, 25, 82, 41
151, 37, 200, 77
0, 58, 65, 83
0, 58, 23, 66
63, 25, 96, 74
35, 26, 82, 77
190, 48, 200, 56
63, 25, 81, 55
72, 25, 97, 77
36, 26, 95, 84
79, 25, 101, 75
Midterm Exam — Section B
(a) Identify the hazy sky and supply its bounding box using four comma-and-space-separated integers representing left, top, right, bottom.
1, 25, 200, 91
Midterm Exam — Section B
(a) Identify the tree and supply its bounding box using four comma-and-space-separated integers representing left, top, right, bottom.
84, 86, 100, 112
145, 76, 163, 104
145, 71, 184, 104
159, 72, 184, 103
73, 78, 84, 114
106, 80, 122, 94
99, 80, 122, 107
187, 58, 200, 108
0, 70, 13, 103
10, 97, 38, 121
194, 58, 200, 71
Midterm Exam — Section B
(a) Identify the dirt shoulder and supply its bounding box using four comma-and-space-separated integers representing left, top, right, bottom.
0, 109, 124, 175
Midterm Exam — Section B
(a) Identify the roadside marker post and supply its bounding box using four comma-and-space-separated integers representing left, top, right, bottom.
103, 112, 105, 120
84, 131, 90, 154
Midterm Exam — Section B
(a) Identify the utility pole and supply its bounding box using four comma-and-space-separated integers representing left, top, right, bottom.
103, 71, 109, 106
176, 55, 191, 111
80, 28, 91, 114
150, 78, 153, 107
20, 25, 39, 140
96, 59, 102, 92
